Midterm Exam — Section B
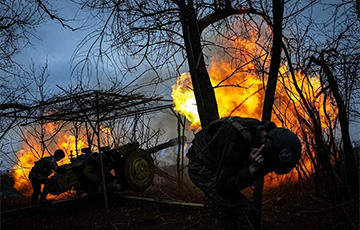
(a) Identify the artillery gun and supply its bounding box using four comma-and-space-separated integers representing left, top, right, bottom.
47, 137, 185, 196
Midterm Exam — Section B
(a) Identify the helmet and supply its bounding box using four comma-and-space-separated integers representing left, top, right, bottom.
266, 128, 301, 174
54, 149, 65, 160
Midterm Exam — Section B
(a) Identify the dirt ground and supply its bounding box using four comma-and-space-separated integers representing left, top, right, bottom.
1, 173, 359, 230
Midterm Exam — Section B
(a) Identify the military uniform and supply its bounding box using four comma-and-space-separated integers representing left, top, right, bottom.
187, 117, 272, 229
29, 156, 59, 205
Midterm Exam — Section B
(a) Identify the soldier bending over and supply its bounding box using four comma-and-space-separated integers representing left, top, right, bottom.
29, 149, 65, 205
187, 117, 301, 229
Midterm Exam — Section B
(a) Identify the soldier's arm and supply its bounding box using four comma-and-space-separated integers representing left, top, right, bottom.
49, 158, 59, 173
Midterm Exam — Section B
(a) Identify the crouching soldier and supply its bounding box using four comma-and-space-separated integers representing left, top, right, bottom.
187, 117, 302, 229
29, 149, 65, 205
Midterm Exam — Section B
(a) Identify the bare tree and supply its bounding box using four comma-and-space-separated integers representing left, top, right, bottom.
65, 1, 323, 228
3, 1, 357, 229
280, 0, 360, 197
0, 0, 73, 86
70, 0, 292, 127
0, 1, 44, 72
0, 0, 75, 144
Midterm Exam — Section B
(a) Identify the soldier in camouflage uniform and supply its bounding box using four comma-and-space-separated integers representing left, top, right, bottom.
187, 117, 301, 229
29, 149, 65, 205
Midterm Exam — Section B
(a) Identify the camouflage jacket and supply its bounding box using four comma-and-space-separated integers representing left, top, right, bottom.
187, 117, 267, 196
30, 156, 59, 176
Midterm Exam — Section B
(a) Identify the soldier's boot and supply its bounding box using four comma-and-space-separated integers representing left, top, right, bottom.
39, 188, 51, 204
30, 192, 39, 205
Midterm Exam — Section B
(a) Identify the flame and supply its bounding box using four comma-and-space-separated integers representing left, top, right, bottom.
11, 122, 114, 199
172, 35, 268, 130
172, 30, 337, 187
11, 123, 88, 198
11, 149, 36, 196
172, 73, 200, 130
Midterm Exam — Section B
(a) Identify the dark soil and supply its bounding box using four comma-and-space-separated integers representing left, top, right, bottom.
1, 173, 359, 230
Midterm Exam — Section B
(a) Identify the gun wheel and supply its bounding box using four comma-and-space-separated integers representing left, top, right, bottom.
122, 149, 155, 192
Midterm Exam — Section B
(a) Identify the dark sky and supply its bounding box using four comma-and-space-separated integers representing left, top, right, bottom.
11, 1, 360, 142
14, 2, 92, 88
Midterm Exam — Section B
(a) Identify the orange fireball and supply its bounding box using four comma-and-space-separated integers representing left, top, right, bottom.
171, 30, 337, 187
11, 123, 89, 197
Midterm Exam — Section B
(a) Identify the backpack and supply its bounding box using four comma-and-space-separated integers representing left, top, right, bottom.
32, 157, 54, 176
187, 117, 253, 163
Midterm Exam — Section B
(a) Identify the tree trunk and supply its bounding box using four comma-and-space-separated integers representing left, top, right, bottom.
254, 1, 284, 229
179, 0, 219, 128
261, 0, 284, 122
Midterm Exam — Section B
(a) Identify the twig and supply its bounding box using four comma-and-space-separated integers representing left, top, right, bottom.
111, 223, 119, 230
341, 206, 358, 229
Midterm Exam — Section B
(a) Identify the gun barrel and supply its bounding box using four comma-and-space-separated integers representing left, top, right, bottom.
146, 136, 187, 154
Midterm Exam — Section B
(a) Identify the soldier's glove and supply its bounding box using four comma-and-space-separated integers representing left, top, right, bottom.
249, 144, 265, 175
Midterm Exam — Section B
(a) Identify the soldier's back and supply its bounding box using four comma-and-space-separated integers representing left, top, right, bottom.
31, 156, 55, 175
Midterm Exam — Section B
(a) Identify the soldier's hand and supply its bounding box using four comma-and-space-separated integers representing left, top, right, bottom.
249, 144, 265, 175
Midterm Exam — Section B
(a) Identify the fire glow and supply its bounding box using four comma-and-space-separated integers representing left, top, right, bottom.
11, 123, 87, 198
172, 32, 337, 187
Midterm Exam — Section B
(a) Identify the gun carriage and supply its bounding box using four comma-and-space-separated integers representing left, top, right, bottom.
48, 137, 181, 196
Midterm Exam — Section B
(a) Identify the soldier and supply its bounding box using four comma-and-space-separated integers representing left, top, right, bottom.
187, 117, 301, 229
29, 149, 65, 205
